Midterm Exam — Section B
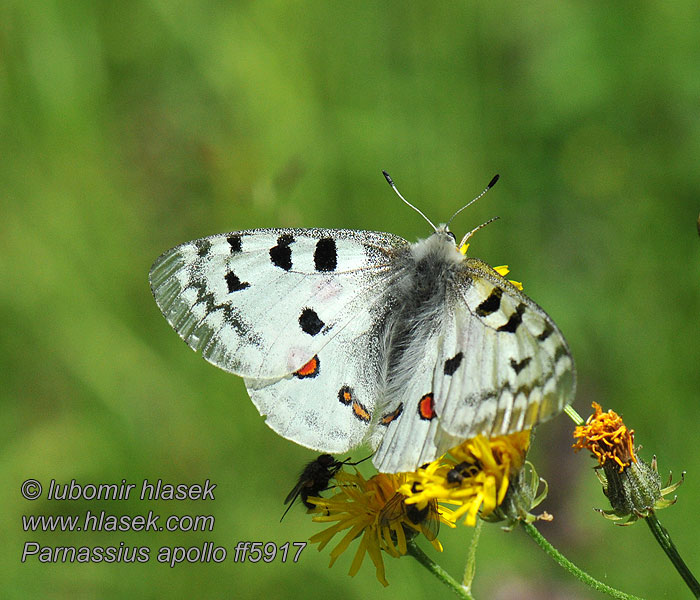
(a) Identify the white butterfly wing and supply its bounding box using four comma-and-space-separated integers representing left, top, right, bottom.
151, 223, 574, 472
150, 227, 411, 453
435, 258, 575, 439
149, 228, 408, 380
245, 308, 390, 453
370, 325, 463, 472
372, 257, 574, 474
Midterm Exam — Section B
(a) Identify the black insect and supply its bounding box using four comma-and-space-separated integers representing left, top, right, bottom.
379, 486, 440, 542
446, 460, 481, 485
281, 454, 368, 521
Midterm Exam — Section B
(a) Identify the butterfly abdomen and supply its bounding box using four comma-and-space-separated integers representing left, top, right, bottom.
382, 234, 461, 399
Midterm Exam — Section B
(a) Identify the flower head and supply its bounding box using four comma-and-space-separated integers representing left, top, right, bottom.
304, 431, 547, 585
399, 431, 532, 527
307, 469, 453, 586
572, 402, 636, 471
572, 402, 684, 524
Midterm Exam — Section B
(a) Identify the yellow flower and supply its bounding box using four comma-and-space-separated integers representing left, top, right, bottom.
399, 432, 531, 527
307, 470, 453, 586
493, 265, 523, 290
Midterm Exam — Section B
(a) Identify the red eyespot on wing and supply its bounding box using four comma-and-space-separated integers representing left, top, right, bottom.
418, 393, 436, 420
351, 400, 371, 423
380, 403, 403, 426
294, 355, 320, 379
338, 385, 353, 405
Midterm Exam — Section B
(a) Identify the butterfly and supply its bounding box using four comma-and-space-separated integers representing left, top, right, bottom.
149, 172, 575, 473
281, 454, 367, 520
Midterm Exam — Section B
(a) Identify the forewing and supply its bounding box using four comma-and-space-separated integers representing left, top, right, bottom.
149, 228, 408, 380
434, 258, 575, 439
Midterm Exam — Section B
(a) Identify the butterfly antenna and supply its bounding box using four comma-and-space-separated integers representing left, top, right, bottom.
458, 216, 500, 249
382, 171, 437, 232
446, 174, 500, 229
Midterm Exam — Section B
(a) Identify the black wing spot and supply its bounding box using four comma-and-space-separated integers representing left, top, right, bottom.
196, 239, 212, 257
537, 322, 554, 341
476, 288, 502, 316
299, 308, 325, 336
553, 344, 569, 363
227, 235, 243, 253
444, 352, 464, 376
225, 271, 250, 292
314, 238, 337, 272
270, 234, 294, 270
497, 303, 526, 333
510, 356, 532, 374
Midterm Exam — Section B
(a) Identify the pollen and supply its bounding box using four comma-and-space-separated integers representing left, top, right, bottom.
572, 402, 636, 471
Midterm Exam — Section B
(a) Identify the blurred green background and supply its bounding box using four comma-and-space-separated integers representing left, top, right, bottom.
3, 2, 699, 598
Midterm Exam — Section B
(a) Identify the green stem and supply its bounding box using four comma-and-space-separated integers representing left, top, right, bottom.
462, 519, 483, 590
564, 404, 585, 426
645, 512, 700, 598
407, 539, 474, 599
521, 521, 644, 600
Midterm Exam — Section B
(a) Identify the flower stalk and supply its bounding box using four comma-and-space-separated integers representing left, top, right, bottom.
462, 519, 482, 590
406, 540, 474, 600
569, 402, 699, 597
645, 513, 700, 598
521, 521, 644, 600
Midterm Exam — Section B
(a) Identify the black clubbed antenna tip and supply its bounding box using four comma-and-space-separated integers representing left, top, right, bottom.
381, 169, 437, 231
487, 174, 500, 189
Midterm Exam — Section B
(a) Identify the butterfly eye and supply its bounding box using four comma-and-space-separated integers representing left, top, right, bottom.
446, 230, 456, 242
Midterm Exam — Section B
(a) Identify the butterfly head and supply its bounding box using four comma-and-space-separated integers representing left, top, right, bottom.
412, 225, 465, 265
434, 224, 460, 251
443, 227, 457, 243
382, 171, 500, 253
429, 219, 500, 260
